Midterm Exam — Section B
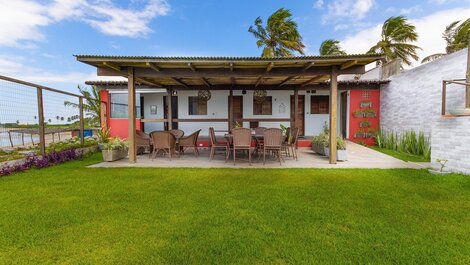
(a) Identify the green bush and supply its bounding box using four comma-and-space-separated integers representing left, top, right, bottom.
375, 128, 431, 160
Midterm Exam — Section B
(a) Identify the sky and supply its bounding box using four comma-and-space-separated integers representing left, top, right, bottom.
0, 0, 469, 94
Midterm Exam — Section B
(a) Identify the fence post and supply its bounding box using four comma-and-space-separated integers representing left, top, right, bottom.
36, 87, 45, 155
79, 97, 84, 146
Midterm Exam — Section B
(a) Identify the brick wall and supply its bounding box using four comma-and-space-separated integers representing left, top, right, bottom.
380, 48, 467, 137
431, 116, 470, 174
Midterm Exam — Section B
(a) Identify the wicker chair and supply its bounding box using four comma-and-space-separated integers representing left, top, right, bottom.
232, 127, 252, 165
136, 130, 152, 155
169, 129, 184, 139
254, 127, 266, 135
150, 131, 178, 160
179, 129, 201, 157
209, 127, 229, 161
282, 127, 299, 160
262, 128, 284, 165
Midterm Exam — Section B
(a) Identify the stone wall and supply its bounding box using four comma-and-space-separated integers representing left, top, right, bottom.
431, 116, 470, 174
380, 48, 467, 137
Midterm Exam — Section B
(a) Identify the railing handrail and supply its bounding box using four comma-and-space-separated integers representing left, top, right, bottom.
441, 78, 470, 115
0, 74, 83, 98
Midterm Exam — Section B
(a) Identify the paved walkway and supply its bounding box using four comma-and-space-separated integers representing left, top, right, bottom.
89, 142, 430, 169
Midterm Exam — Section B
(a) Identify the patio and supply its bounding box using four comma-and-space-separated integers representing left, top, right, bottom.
90, 141, 429, 169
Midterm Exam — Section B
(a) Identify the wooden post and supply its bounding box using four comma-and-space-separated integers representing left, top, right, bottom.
37, 87, 45, 155
30, 134, 34, 145
229, 88, 234, 131
466, 31, 470, 108
79, 97, 84, 146
294, 87, 299, 129
21, 133, 24, 146
128, 67, 137, 163
329, 66, 338, 164
100, 101, 107, 130
7, 131, 13, 147
442, 81, 447, 115
167, 88, 173, 130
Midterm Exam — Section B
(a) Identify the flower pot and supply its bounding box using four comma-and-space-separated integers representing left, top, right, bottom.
324, 147, 348, 161
101, 149, 128, 162
311, 143, 325, 155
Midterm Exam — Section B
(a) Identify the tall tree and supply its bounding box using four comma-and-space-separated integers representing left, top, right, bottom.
422, 19, 470, 63
367, 16, 421, 66
319, 39, 346, 56
64, 85, 101, 127
248, 8, 305, 57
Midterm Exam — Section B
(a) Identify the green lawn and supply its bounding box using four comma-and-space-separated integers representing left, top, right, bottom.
369, 145, 430, 162
1, 153, 469, 264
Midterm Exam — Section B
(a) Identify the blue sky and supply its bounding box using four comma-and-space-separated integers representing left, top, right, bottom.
0, 0, 469, 93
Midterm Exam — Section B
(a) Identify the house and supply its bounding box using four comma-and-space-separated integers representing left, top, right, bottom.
76, 54, 386, 164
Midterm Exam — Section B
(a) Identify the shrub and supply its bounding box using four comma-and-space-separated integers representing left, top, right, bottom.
375, 128, 431, 160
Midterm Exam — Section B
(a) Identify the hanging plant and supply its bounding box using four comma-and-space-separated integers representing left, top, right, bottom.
253, 89, 267, 103
198, 89, 211, 101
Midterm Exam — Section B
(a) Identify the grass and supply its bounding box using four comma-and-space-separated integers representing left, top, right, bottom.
369, 145, 430, 162
1, 153, 469, 264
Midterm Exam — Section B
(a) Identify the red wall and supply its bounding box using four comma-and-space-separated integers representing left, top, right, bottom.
100, 90, 142, 139
348, 90, 380, 146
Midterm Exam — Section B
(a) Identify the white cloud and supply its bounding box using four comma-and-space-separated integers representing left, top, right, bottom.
314, 0, 324, 9
321, 0, 375, 24
341, 8, 470, 67
0, 0, 170, 47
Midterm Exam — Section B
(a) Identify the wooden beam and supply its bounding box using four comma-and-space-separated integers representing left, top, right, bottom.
229, 88, 233, 131
201, 77, 211, 87
97, 65, 366, 78
255, 76, 263, 87
164, 83, 382, 91
102, 62, 121, 72
128, 67, 137, 163
266, 62, 275, 72
136, 77, 162, 87
167, 88, 173, 130
329, 66, 338, 164
279, 76, 295, 87
293, 87, 299, 130
170, 77, 188, 87
146, 62, 161, 72
229, 63, 234, 72
79, 97, 84, 146
340, 60, 357, 70
302, 62, 315, 71
36, 87, 45, 155
100, 101, 107, 130
188, 63, 197, 72
301, 75, 326, 87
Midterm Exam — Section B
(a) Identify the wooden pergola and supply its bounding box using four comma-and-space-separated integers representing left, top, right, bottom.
76, 54, 384, 164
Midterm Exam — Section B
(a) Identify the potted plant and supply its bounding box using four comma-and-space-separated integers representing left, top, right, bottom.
360, 101, 372, 108
97, 128, 111, 150
101, 137, 128, 162
324, 137, 348, 161
311, 123, 329, 155
359, 120, 370, 128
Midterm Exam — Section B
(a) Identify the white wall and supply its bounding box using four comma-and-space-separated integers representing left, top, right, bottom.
380, 48, 467, 137
140, 89, 345, 137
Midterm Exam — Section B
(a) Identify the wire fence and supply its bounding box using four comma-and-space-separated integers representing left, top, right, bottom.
0, 75, 88, 155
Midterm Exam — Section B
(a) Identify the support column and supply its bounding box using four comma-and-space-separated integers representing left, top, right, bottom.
229, 87, 234, 131
329, 66, 338, 164
100, 101, 107, 130
128, 67, 136, 163
79, 97, 84, 146
36, 87, 45, 156
294, 87, 299, 129
167, 88, 173, 130
466, 32, 470, 108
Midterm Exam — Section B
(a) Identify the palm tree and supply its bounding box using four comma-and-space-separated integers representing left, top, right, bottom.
319, 39, 346, 56
367, 16, 421, 66
64, 85, 101, 127
248, 8, 305, 57
421, 19, 470, 63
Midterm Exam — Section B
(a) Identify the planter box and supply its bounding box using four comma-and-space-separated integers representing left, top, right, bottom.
101, 149, 128, 162
324, 147, 348, 161
311, 143, 325, 155
360, 101, 372, 108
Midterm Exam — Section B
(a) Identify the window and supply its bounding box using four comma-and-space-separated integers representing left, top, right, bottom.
253, 96, 272, 115
310, 96, 329, 114
110, 93, 141, 118
188, 96, 207, 115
